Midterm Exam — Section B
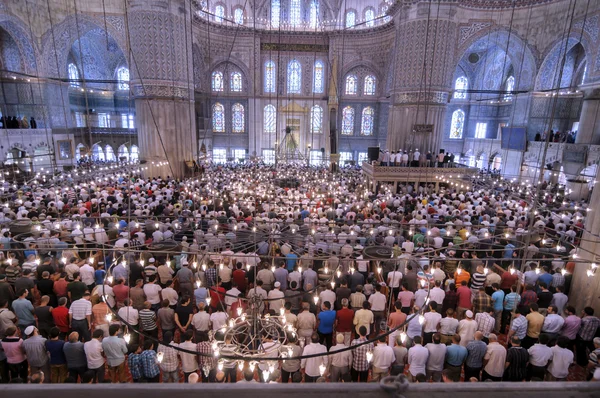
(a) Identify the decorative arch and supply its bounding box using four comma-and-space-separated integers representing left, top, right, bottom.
0, 15, 39, 74
535, 37, 587, 91
209, 58, 251, 93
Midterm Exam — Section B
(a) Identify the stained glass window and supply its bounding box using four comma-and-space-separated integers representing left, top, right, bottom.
361, 107, 374, 135
309, 150, 322, 166
449, 109, 464, 139
346, 11, 356, 28
117, 67, 130, 90
271, 0, 280, 28
105, 145, 116, 162
212, 71, 224, 91
341, 106, 354, 135
287, 60, 302, 94
503, 75, 515, 101
310, 105, 323, 134
290, 0, 301, 26
68, 63, 80, 87
130, 145, 139, 161
264, 105, 276, 134
358, 152, 368, 164
265, 61, 276, 93
454, 76, 468, 99
232, 103, 245, 133
215, 5, 225, 22
339, 151, 353, 166
313, 60, 324, 93
364, 75, 376, 96
309, 0, 319, 29
212, 103, 225, 132
231, 72, 242, 92
345, 75, 357, 95
234, 8, 244, 24
365, 9, 375, 27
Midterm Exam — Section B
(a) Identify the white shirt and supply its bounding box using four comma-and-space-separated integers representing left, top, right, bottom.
192, 311, 210, 331
268, 289, 285, 312
319, 289, 336, 307
527, 343, 553, 367
407, 344, 429, 376
161, 287, 179, 306
457, 319, 477, 347
425, 343, 447, 371
117, 306, 139, 326
84, 338, 105, 369
79, 264, 95, 286
483, 342, 507, 377
414, 289, 428, 309
177, 341, 198, 372
369, 292, 386, 311
423, 311, 441, 333
439, 317, 459, 335
542, 314, 564, 334
210, 311, 228, 331
373, 342, 396, 370
301, 342, 328, 377
329, 344, 353, 368
387, 271, 403, 288
429, 287, 445, 305
547, 346, 574, 379
143, 284, 162, 304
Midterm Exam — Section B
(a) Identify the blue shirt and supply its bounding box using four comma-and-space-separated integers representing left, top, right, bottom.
194, 287, 208, 305
140, 350, 160, 378
128, 353, 143, 380
12, 298, 34, 326
537, 273, 552, 289
285, 253, 298, 271
504, 243, 515, 259
46, 340, 67, 365
94, 269, 106, 286
317, 310, 336, 334
445, 343, 468, 366
491, 290, 505, 311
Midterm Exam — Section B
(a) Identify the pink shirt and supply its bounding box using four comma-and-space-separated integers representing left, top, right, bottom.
1, 337, 26, 364
397, 291, 414, 308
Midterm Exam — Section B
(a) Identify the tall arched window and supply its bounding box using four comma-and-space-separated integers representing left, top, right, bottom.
341, 106, 355, 135
215, 5, 225, 22
581, 64, 587, 85
345, 11, 356, 28
68, 63, 80, 87
381, 4, 390, 23
450, 109, 465, 139
287, 60, 302, 94
91, 144, 105, 161
271, 0, 281, 28
117, 67, 130, 90
454, 76, 468, 99
231, 72, 242, 92
234, 8, 244, 24
313, 60, 324, 93
345, 75, 357, 95
290, 0, 301, 26
310, 105, 323, 134
364, 75, 376, 96
212, 71, 224, 91
130, 145, 139, 161
365, 8, 375, 27
309, 0, 319, 29
503, 75, 515, 101
361, 107, 374, 135
232, 103, 245, 133
105, 145, 116, 162
265, 61, 276, 93
212, 103, 225, 132
264, 105, 276, 134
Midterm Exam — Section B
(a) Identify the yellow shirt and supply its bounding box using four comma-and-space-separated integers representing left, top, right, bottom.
526, 311, 545, 338
353, 308, 374, 335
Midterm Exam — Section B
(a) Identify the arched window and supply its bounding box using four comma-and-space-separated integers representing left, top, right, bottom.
287, 60, 302, 94
130, 145, 139, 161
215, 4, 225, 22
290, 0, 301, 26
503, 75, 515, 101
309, 0, 319, 29
68, 63, 80, 87
231, 72, 242, 92
361, 107, 374, 135
310, 105, 323, 134
212, 71, 224, 91
581, 64, 587, 85
105, 145, 116, 162
212, 103, 225, 132
92, 144, 105, 161
234, 8, 244, 24
264, 105, 276, 134
271, 0, 281, 28
454, 76, 468, 99
365, 8, 375, 27
232, 103, 245, 133
345, 75, 357, 95
450, 109, 465, 139
313, 60, 324, 93
117, 67, 130, 90
345, 11, 356, 28
364, 75, 376, 96
381, 4, 390, 22
265, 61, 276, 93
341, 106, 355, 135
118, 145, 129, 161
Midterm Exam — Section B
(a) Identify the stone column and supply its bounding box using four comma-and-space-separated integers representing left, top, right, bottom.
387, 8, 457, 154
575, 87, 600, 145
127, 0, 196, 179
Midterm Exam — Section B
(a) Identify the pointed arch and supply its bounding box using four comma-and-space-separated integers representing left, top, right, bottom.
450, 109, 465, 139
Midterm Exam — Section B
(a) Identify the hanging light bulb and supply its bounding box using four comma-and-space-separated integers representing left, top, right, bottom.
124, 333, 131, 343
249, 362, 256, 372
419, 314, 425, 325
319, 364, 326, 376
509, 267, 515, 275
206, 297, 211, 306
366, 351, 373, 363
238, 361, 244, 371
202, 263, 207, 271
107, 276, 114, 284
336, 270, 341, 278
330, 281, 335, 289
377, 266, 382, 274
587, 269, 594, 277
262, 370, 270, 381
298, 266, 303, 273
400, 332, 407, 343
483, 267, 489, 275
313, 296, 319, 305
157, 352, 164, 363
535, 267, 540, 274
105, 313, 113, 322
456, 267, 462, 275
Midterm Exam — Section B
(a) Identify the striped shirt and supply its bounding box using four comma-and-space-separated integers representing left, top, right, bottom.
510, 315, 528, 339
470, 272, 486, 291
139, 309, 157, 331
579, 316, 600, 341
504, 292, 520, 310
69, 298, 92, 320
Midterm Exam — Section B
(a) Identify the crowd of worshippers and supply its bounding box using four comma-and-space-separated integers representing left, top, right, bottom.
0, 163, 595, 384
377, 149, 456, 168
0, 116, 37, 129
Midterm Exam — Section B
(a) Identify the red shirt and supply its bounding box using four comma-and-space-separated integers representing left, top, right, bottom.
113, 284, 130, 305
53, 279, 68, 297
456, 286, 472, 309
209, 286, 226, 309
52, 306, 70, 332
230, 300, 247, 318
232, 270, 247, 291
335, 308, 354, 333
500, 272, 518, 290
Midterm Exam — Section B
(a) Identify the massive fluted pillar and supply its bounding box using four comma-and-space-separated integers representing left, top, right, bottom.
575, 86, 600, 146
128, 0, 196, 179
387, 5, 457, 153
